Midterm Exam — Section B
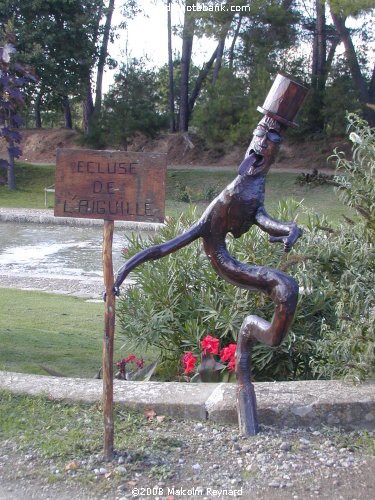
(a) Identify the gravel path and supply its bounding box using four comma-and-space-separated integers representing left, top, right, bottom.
0, 422, 374, 499
0, 272, 103, 299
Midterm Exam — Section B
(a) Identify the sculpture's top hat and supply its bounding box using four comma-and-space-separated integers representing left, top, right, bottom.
257, 74, 308, 128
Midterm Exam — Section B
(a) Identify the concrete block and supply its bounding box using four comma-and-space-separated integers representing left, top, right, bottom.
0, 371, 374, 431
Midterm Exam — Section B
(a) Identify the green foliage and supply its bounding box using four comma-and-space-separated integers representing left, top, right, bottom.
296, 169, 336, 187
192, 69, 252, 146
117, 117, 374, 382
333, 114, 375, 233
88, 59, 167, 149
329, 0, 375, 17
169, 174, 221, 204
0, 0, 100, 109
309, 115, 375, 381
191, 66, 277, 147
308, 224, 374, 381
290, 58, 362, 138
322, 61, 362, 136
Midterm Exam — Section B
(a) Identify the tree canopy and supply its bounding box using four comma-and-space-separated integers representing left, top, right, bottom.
0, 0, 374, 146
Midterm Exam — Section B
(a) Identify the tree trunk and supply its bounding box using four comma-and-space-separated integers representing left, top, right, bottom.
329, 5, 375, 126
62, 95, 73, 129
188, 45, 218, 115
34, 90, 43, 128
212, 37, 225, 85
325, 36, 339, 79
167, 0, 175, 132
83, 70, 95, 136
316, 0, 326, 86
309, 0, 327, 131
228, 14, 242, 71
95, 0, 115, 113
7, 141, 16, 191
82, 1, 103, 135
212, 13, 233, 85
179, 0, 196, 132
369, 64, 375, 103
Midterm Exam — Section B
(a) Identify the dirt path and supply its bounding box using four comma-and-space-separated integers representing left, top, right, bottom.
169, 164, 336, 174
16, 158, 335, 174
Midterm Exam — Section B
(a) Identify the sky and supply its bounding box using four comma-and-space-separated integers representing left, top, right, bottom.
103, 0, 218, 92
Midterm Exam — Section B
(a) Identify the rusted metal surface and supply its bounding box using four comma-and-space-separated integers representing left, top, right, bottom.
257, 73, 308, 128
102, 220, 115, 460
54, 149, 166, 222
113, 74, 308, 436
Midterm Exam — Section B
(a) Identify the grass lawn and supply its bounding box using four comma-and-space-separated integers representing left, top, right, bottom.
0, 392, 154, 460
0, 162, 355, 224
0, 288, 129, 378
167, 169, 354, 223
0, 391, 181, 489
0, 162, 55, 208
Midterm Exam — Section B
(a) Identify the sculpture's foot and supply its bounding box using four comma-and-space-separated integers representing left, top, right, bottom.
235, 315, 269, 437
237, 383, 258, 436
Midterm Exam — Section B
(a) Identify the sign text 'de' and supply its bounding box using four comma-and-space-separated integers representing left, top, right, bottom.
54, 149, 166, 222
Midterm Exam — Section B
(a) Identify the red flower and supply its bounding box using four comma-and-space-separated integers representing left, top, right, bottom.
220, 343, 237, 362
135, 358, 144, 369
220, 343, 237, 372
200, 335, 219, 355
116, 354, 143, 373
228, 357, 236, 372
182, 351, 197, 374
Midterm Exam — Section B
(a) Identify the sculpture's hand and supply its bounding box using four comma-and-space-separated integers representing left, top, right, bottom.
269, 225, 302, 253
102, 286, 121, 302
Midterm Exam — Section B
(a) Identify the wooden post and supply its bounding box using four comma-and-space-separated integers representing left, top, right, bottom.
102, 220, 115, 460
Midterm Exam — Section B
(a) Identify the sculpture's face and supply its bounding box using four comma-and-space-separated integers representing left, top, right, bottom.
246, 116, 282, 175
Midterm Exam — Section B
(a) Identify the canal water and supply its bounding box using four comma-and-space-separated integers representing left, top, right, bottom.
0, 222, 139, 280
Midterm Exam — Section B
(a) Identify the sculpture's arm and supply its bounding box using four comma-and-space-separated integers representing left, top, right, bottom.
255, 206, 302, 253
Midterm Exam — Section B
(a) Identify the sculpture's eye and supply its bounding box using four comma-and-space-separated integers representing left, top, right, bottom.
267, 131, 282, 143
253, 128, 267, 137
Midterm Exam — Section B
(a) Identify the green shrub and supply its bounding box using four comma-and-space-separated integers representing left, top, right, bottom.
191, 69, 257, 147
309, 114, 375, 380
117, 116, 374, 382
117, 200, 324, 381
86, 59, 167, 149
333, 114, 375, 234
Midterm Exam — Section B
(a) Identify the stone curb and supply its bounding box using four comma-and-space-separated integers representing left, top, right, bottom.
1, 371, 374, 430
0, 208, 163, 231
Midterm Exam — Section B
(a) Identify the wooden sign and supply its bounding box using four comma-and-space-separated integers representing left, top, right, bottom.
54, 148, 167, 222
54, 147, 167, 459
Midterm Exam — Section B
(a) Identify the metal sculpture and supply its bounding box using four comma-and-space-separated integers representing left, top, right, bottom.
112, 74, 308, 435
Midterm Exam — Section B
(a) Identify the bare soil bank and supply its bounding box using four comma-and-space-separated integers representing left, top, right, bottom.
0, 128, 351, 170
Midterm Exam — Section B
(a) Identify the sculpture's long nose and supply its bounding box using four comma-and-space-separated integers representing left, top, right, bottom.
260, 136, 268, 149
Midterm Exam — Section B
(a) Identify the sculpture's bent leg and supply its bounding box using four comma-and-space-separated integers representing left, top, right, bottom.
113, 223, 202, 292
203, 238, 299, 435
